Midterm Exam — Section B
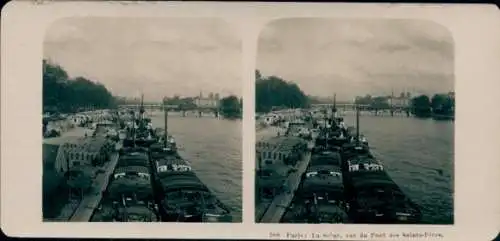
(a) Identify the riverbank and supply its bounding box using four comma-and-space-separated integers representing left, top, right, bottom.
74, 152, 120, 222
43, 127, 90, 220
43, 124, 120, 221
258, 142, 313, 223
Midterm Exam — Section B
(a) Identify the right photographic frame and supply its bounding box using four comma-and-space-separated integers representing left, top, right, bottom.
254, 18, 454, 225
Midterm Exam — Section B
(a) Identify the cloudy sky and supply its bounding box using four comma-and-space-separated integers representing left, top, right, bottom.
44, 18, 242, 102
257, 18, 454, 101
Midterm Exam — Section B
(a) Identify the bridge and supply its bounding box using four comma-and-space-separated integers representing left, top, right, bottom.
311, 103, 368, 109
311, 103, 411, 117
118, 103, 221, 118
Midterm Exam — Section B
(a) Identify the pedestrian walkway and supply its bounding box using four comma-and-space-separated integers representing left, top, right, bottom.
259, 142, 313, 223
70, 152, 119, 222
49, 199, 80, 222
255, 199, 272, 222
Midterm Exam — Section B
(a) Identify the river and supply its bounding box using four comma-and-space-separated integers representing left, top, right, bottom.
149, 113, 242, 222
257, 114, 454, 224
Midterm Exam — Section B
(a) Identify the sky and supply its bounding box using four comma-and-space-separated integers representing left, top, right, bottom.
44, 18, 242, 102
257, 18, 454, 101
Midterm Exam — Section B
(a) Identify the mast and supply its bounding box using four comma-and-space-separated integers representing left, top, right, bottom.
391, 89, 394, 107
333, 93, 336, 118
356, 103, 360, 146
132, 108, 136, 147
163, 98, 168, 148
140, 94, 144, 114
331, 93, 336, 129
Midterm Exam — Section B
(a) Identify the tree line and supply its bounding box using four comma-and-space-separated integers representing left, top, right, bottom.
254, 68, 455, 120
411, 93, 455, 118
163, 95, 242, 119
354, 92, 455, 118
255, 70, 309, 113
43, 60, 116, 113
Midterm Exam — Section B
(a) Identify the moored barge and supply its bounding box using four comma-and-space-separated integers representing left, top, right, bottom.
278, 104, 422, 224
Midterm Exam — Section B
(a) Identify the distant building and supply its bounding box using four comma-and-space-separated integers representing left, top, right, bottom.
193, 91, 220, 108
388, 96, 410, 108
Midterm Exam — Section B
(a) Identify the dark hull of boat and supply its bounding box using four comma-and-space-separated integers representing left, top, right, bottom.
118, 107, 232, 222
161, 212, 204, 222
123, 138, 157, 149
281, 197, 349, 223
151, 150, 232, 223
338, 130, 422, 223
281, 137, 348, 223
282, 112, 422, 224
93, 150, 160, 222
341, 152, 422, 223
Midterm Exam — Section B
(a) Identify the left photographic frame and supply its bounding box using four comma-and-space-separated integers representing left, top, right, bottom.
41, 17, 243, 223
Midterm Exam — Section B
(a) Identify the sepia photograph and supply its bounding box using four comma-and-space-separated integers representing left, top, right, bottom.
255, 18, 455, 224
2, 2, 500, 239
42, 17, 242, 223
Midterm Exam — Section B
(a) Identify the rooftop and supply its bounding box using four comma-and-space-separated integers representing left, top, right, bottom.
256, 136, 305, 154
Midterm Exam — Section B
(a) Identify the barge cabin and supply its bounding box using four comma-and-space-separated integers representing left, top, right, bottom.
290, 150, 348, 223
96, 147, 159, 222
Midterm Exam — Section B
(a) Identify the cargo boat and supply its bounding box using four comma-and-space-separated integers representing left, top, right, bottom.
148, 102, 232, 222
92, 98, 160, 222
92, 146, 160, 222
94, 95, 233, 222
342, 143, 422, 223
281, 149, 348, 223
279, 102, 422, 224
280, 110, 349, 223
340, 106, 422, 223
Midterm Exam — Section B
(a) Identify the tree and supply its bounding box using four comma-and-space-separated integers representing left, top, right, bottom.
43, 60, 70, 111
43, 60, 116, 113
255, 70, 309, 113
370, 96, 390, 109
411, 95, 432, 117
255, 70, 262, 81
220, 95, 242, 118
354, 95, 373, 105
163, 96, 196, 110
431, 94, 454, 116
